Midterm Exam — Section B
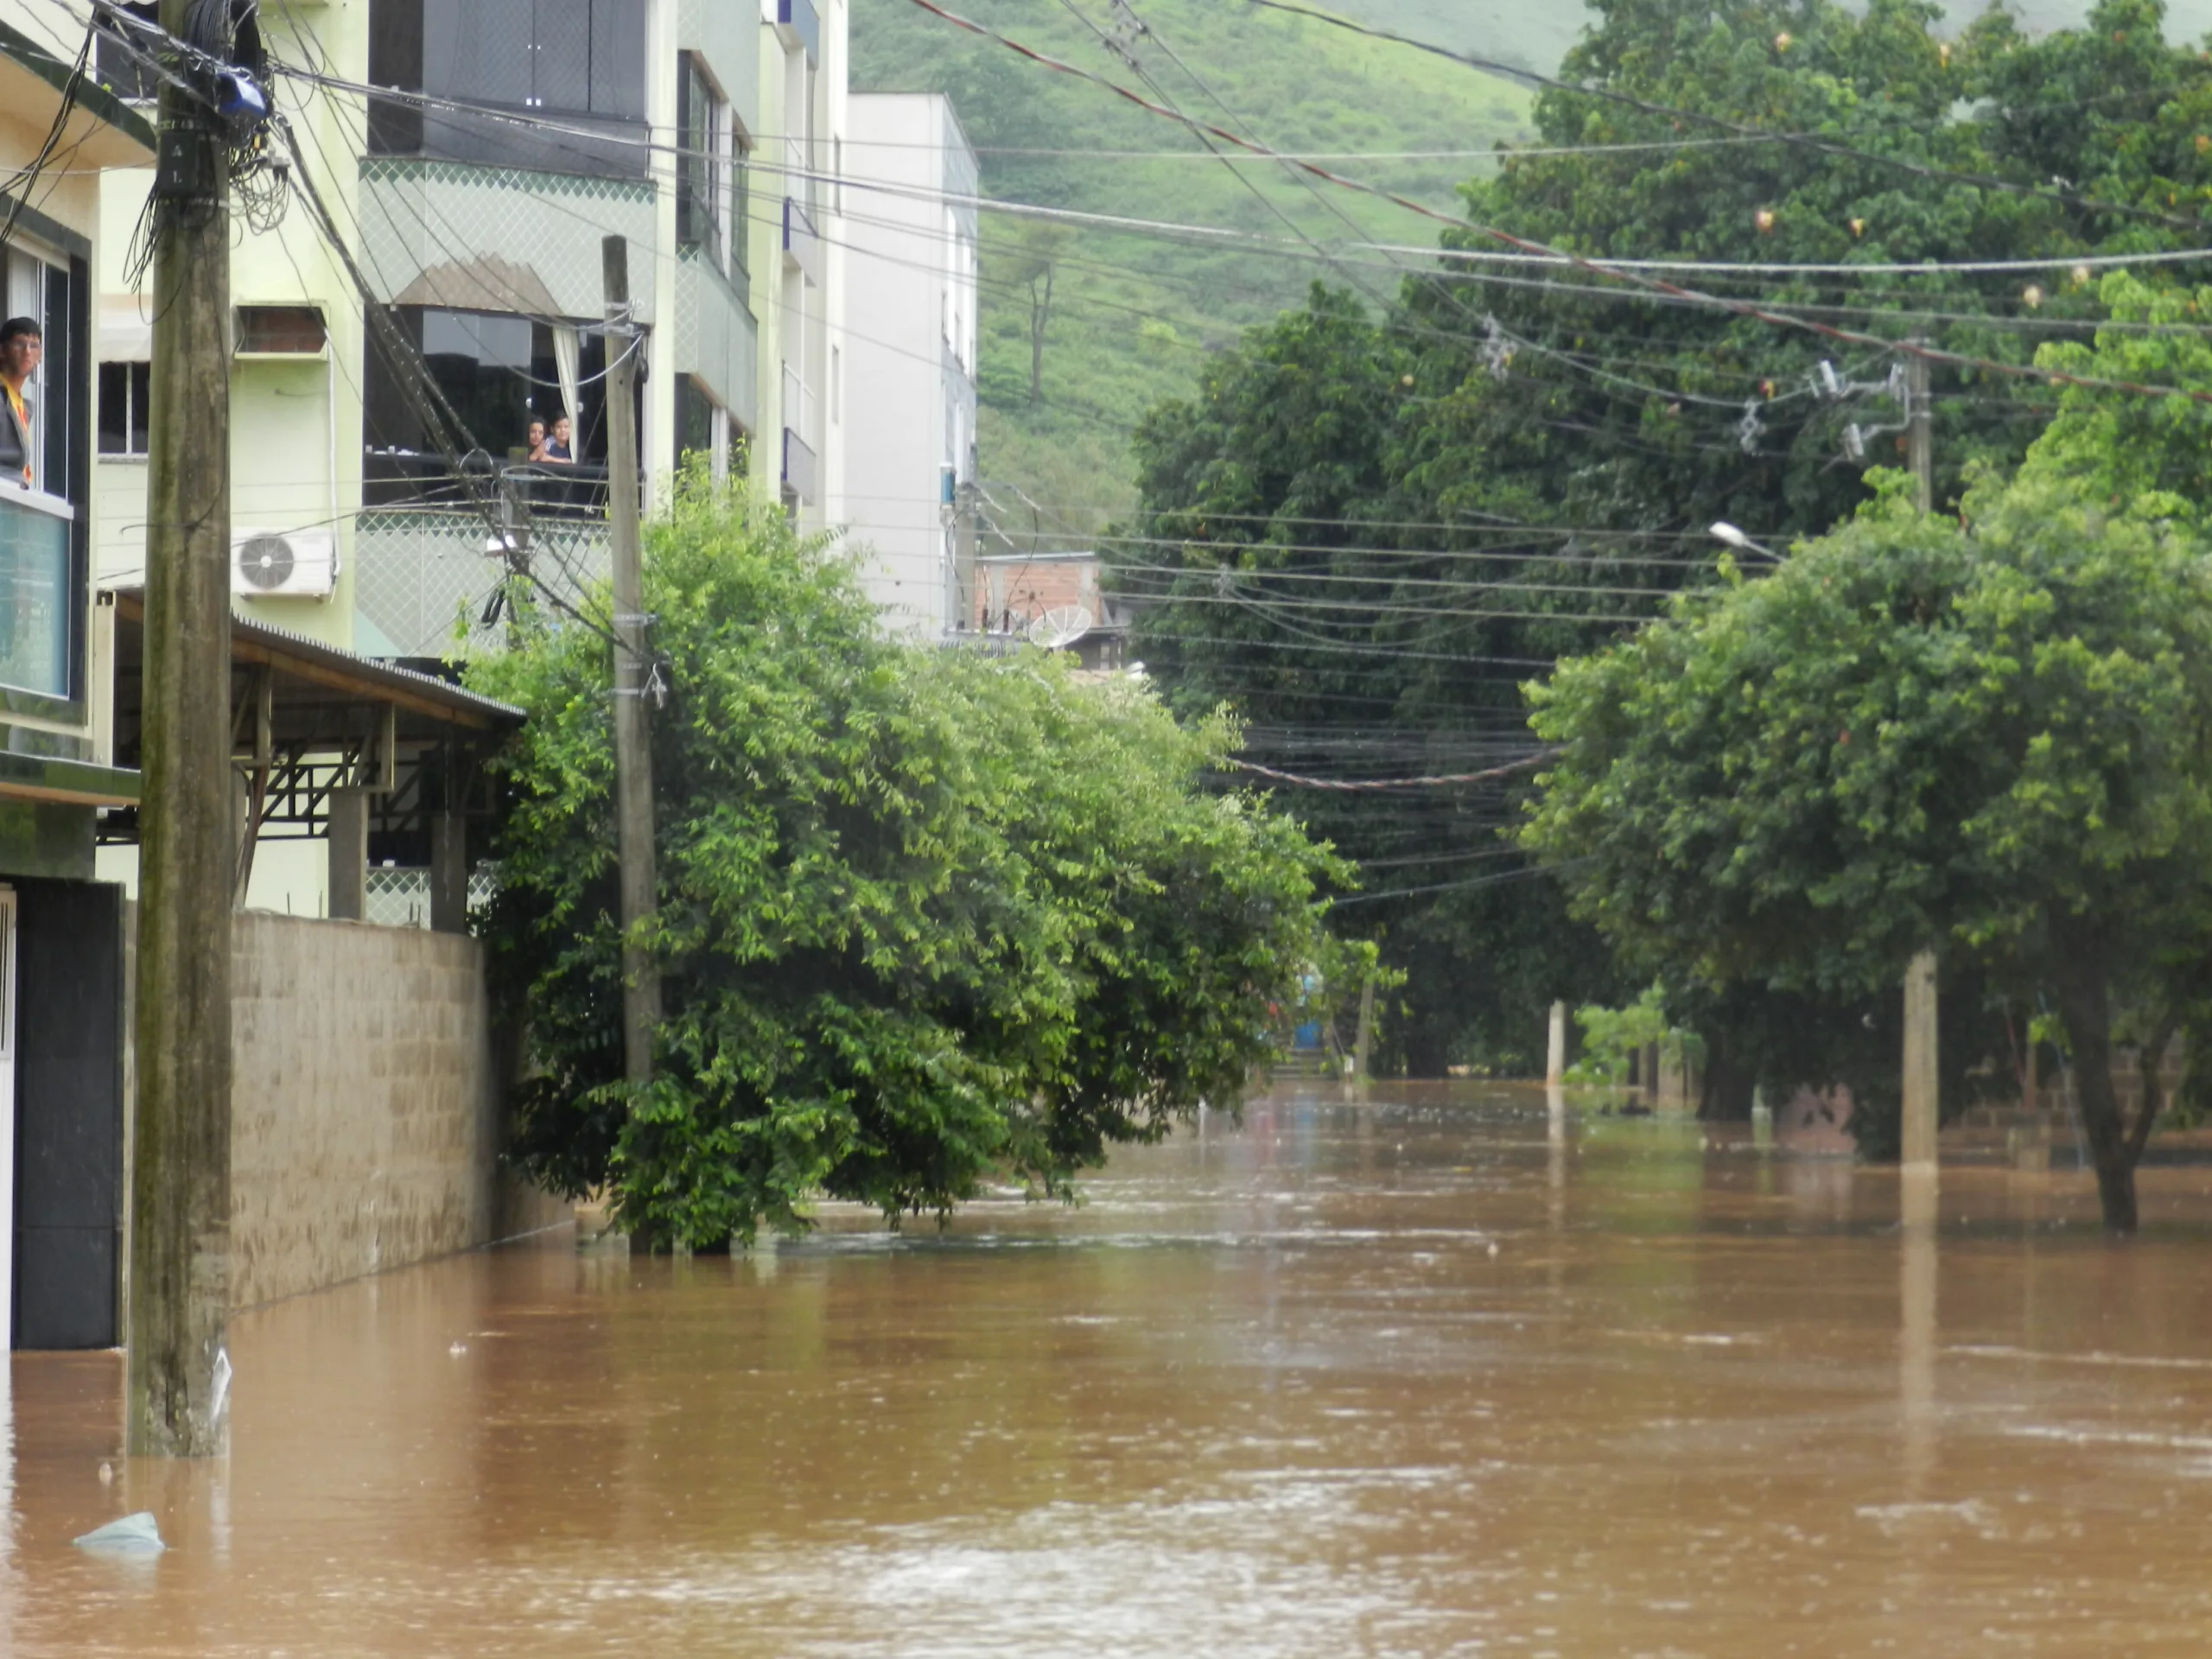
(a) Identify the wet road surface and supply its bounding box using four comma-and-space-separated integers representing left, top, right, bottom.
13, 1083, 2212, 1656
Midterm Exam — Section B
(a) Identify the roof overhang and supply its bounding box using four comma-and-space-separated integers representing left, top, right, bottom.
0, 24, 157, 170
0, 749, 138, 807
108, 587, 525, 741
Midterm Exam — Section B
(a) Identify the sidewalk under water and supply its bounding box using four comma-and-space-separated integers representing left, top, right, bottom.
10, 1082, 2212, 1656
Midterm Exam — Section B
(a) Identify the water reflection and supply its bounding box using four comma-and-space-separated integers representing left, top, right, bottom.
12, 1082, 2212, 1656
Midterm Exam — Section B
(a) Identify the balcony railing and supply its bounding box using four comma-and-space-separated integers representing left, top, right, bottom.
782, 194, 822, 285
782, 426, 817, 506
365, 449, 620, 519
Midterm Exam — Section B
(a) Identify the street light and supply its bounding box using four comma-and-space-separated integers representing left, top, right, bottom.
1708, 520, 1779, 561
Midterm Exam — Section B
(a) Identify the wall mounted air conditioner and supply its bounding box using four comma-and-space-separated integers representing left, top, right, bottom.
231, 527, 338, 599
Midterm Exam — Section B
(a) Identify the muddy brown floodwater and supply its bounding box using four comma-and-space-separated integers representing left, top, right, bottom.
13, 1083, 2212, 1656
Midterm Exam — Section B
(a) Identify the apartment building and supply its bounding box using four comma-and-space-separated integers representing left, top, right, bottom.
0, 8, 152, 1349
838, 91, 976, 636
750, 0, 844, 531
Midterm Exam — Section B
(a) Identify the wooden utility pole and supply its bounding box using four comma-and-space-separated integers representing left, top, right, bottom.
1901, 343, 1939, 1171
603, 235, 659, 1084
129, 1, 235, 1456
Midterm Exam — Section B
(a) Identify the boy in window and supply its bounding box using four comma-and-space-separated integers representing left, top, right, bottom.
0, 317, 41, 486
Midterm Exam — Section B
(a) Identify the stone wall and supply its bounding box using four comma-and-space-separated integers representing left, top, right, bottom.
227, 912, 569, 1308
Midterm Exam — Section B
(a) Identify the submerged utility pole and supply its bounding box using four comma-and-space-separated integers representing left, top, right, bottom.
1900, 343, 1939, 1171
603, 235, 660, 1085
130, 0, 235, 1456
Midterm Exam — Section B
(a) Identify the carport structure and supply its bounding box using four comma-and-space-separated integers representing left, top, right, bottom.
99, 588, 524, 930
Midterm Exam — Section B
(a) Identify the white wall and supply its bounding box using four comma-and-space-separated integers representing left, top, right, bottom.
838, 92, 977, 636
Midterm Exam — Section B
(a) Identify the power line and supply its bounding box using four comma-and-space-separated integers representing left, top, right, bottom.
899, 0, 2212, 410
1228, 752, 1554, 791
1242, 0, 2212, 238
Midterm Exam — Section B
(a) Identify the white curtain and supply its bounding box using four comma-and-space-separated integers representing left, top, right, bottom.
551, 324, 582, 440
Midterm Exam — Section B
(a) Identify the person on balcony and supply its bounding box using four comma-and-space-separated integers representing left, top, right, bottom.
543, 415, 575, 463
0, 317, 41, 487
524, 417, 548, 461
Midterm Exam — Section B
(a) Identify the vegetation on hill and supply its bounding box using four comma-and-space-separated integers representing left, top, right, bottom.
849, 0, 1532, 545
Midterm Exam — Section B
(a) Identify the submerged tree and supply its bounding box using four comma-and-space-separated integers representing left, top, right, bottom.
1522, 475, 2212, 1232
467, 477, 1346, 1248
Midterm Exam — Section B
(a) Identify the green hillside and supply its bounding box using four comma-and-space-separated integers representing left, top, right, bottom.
849, 0, 1531, 546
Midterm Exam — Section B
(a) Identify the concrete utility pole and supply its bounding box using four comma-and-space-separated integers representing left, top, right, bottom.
1545, 1000, 1567, 1088
1351, 966, 1376, 1081
603, 235, 660, 1085
1900, 343, 1939, 1171
130, 0, 235, 1457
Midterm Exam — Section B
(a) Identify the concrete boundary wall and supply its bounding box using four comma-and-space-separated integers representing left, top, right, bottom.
227, 912, 569, 1308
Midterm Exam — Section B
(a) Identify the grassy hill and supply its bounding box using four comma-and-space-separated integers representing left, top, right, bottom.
851, 0, 2212, 550
850, 0, 1532, 546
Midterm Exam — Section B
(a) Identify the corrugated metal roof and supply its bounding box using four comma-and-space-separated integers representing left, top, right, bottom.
107, 587, 526, 730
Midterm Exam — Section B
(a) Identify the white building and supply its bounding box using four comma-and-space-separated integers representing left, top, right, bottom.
837, 92, 976, 637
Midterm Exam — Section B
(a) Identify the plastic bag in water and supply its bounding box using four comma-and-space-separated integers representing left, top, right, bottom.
73, 1512, 165, 1554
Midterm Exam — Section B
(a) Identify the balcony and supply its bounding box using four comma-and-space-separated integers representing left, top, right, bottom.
782, 427, 817, 507
782, 194, 823, 286
775, 0, 820, 65
364, 450, 620, 519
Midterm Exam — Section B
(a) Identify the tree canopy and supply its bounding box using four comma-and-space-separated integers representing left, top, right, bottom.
469, 480, 1346, 1248
1521, 474, 2212, 1230
1117, 0, 2212, 1074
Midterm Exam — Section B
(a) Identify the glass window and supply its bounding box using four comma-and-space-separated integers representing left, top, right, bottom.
0, 492, 70, 698
237, 306, 327, 354
0, 237, 86, 702
365, 307, 616, 507
676, 375, 715, 461
416, 0, 643, 117
732, 138, 750, 276
677, 55, 728, 275
99, 362, 149, 457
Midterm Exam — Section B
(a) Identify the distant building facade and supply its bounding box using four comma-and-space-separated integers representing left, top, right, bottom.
0, 8, 155, 1350
838, 92, 976, 636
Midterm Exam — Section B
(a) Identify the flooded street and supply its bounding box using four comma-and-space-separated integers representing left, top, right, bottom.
14, 1082, 2212, 1656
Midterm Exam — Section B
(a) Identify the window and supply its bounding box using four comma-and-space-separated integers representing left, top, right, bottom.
94, 1, 158, 102
732, 134, 751, 277
677, 55, 728, 274
370, 0, 646, 174
419, 0, 643, 116
98, 362, 149, 457
236, 305, 327, 356
0, 236, 82, 702
362, 306, 617, 507
676, 375, 715, 459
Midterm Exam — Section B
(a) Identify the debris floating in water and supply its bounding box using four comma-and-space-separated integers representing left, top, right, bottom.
73, 1512, 165, 1554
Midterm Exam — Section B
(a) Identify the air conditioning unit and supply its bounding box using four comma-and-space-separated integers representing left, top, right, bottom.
231, 527, 337, 599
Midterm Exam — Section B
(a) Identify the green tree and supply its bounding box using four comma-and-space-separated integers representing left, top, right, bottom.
1122, 0, 2212, 1074
469, 477, 1344, 1247
2015, 272, 2212, 525
1522, 476, 2212, 1231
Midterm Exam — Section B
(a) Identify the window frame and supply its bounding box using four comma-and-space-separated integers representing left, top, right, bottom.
676, 54, 732, 277
97, 360, 150, 459
0, 218, 92, 714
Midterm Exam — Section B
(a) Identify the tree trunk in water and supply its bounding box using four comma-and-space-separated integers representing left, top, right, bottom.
1697, 1028, 1755, 1122
2051, 963, 2138, 1234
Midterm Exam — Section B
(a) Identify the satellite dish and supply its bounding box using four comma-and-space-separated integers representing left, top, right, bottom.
1027, 604, 1093, 650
